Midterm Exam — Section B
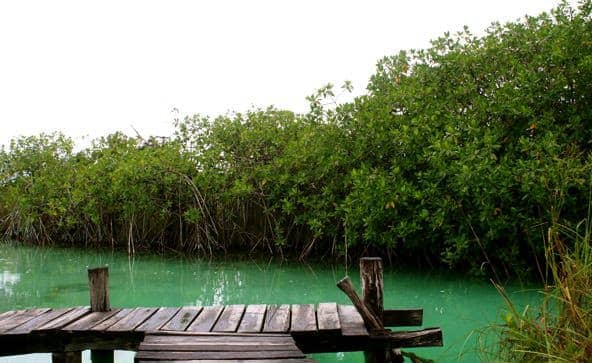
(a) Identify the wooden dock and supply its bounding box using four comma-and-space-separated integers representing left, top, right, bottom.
0, 258, 443, 363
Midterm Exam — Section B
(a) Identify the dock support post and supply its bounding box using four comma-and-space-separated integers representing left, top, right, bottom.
360, 257, 390, 363
88, 266, 114, 363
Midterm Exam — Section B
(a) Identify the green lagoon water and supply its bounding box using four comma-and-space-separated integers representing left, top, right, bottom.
0, 244, 539, 362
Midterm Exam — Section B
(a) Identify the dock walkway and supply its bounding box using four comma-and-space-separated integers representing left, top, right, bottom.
0, 258, 443, 362
136, 333, 315, 362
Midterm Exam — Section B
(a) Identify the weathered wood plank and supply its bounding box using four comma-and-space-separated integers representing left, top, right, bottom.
263, 304, 290, 333
90, 308, 135, 331
135, 307, 180, 331
0, 308, 51, 333
107, 307, 157, 331
383, 309, 423, 327
135, 350, 306, 360
63, 309, 121, 331
138, 342, 300, 351
290, 304, 316, 333
237, 304, 266, 333
317, 302, 340, 332
338, 304, 368, 336
5, 308, 74, 334
389, 327, 443, 348
212, 304, 245, 333
161, 306, 202, 331
35, 307, 90, 331
186, 305, 224, 332
0, 309, 20, 323
143, 335, 294, 344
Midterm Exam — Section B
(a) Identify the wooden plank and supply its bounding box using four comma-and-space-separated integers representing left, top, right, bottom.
63, 309, 121, 331
0, 309, 20, 323
383, 308, 423, 327
148, 331, 290, 337
389, 327, 443, 348
338, 304, 368, 336
139, 342, 300, 351
186, 305, 224, 332
290, 304, 316, 333
107, 307, 157, 331
263, 304, 290, 333
90, 308, 135, 331
35, 307, 90, 331
316, 302, 340, 332
237, 304, 266, 333
0, 308, 51, 333
212, 304, 245, 333
135, 350, 306, 360
143, 335, 294, 344
135, 307, 180, 331
161, 306, 202, 331
5, 308, 74, 334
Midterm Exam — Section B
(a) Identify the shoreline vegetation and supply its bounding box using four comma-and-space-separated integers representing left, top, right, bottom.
1, 2, 591, 279
0, 2, 591, 359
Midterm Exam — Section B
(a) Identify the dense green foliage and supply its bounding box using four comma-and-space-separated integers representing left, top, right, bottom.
1, 2, 591, 276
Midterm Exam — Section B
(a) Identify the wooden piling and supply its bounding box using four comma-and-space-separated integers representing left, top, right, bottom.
88, 267, 110, 312
88, 266, 114, 363
360, 257, 389, 363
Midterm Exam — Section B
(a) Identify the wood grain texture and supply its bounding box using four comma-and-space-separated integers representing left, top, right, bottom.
63, 309, 121, 331
135, 307, 180, 332
212, 305, 246, 333
263, 304, 291, 333
389, 327, 443, 348
383, 309, 423, 327
107, 307, 157, 331
161, 306, 202, 331
338, 304, 368, 337
36, 307, 90, 331
0, 308, 51, 333
316, 302, 340, 332
5, 308, 74, 335
88, 267, 109, 312
290, 304, 316, 333
90, 308, 134, 331
186, 305, 224, 332
237, 304, 266, 333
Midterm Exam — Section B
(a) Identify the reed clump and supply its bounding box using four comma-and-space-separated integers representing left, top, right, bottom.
491, 217, 592, 362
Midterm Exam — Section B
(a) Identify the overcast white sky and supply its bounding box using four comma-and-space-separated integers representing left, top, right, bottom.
0, 0, 578, 148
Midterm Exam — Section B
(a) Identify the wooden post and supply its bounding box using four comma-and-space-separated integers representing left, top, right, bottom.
88, 266, 113, 363
88, 267, 110, 312
360, 257, 388, 363
361, 257, 383, 321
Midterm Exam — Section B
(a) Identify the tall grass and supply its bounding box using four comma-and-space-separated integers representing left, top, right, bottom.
488, 214, 592, 362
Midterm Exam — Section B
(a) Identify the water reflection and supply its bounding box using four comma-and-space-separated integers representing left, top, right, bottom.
0, 270, 20, 297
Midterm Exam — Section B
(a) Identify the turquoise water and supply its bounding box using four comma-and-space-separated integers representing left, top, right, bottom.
0, 244, 539, 362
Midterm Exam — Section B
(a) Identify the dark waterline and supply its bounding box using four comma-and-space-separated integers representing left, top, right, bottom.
0, 244, 539, 362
